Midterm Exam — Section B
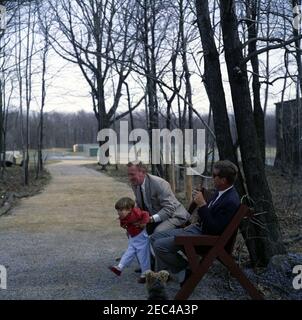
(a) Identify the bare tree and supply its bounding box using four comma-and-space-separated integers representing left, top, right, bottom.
35, 0, 52, 176
220, 0, 285, 266
194, 0, 246, 193
244, 0, 265, 163
48, 0, 141, 159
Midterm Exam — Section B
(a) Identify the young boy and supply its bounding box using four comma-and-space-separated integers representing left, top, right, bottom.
109, 197, 151, 283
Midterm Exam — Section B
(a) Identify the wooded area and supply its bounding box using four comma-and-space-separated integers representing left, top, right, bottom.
0, 0, 301, 269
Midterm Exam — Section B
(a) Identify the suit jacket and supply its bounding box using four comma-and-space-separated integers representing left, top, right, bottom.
198, 186, 240, 235
133, 174, 190, 223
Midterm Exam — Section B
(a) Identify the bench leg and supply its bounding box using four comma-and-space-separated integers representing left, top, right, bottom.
174, 253, 215, 300
219, 251, 264, 300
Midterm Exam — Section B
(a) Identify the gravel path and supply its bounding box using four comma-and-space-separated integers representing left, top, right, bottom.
0, 160, 251, 300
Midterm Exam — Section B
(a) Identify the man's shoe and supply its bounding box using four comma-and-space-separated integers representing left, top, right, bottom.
109, 266, 121, 276
150, 255, 155, 271
134, 268, 142, 273
137, 276, 146, 284
180, 269, 192, 287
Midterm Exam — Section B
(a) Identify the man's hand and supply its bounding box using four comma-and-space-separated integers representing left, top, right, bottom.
133, 222, 147, 229
134, 216, 153, 229
148, 216, 154, 224
193, 191, 207, 207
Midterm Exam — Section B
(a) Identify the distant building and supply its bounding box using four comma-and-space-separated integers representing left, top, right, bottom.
73, 144, 84, 152
0, 151, 22, 166
73, 144, 99, 157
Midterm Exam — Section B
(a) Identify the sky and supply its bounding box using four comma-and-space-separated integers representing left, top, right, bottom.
43, 58, 91, 113
38, 49, 297, 117
3, 1, 299, 118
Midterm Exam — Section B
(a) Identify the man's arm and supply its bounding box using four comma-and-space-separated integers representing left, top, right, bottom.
198, 202, 240, 235
152, 179, 178, 221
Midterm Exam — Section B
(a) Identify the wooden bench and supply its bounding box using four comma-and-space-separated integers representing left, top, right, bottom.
174, 204, 264, 300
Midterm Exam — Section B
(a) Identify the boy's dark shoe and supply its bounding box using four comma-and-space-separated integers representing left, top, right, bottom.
109, 266, 121, 276
137, 276, 146, 284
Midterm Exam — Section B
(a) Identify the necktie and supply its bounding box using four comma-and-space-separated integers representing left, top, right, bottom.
139, 185, 147, 211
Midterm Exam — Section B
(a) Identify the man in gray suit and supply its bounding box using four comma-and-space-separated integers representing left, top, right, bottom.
127, 161, 190, 235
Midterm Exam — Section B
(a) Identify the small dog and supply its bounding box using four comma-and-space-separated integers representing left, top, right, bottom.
145, 270, 170, 300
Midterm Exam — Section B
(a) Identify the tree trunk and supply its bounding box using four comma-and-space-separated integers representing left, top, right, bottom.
291, 0, 302, 174
180, 0, 193, 130
245, 0, 265, 164
263, 0, 271, 117
0, 80, 4, 171
220, 0, 285, 266
195, 0, 245, 195
24, 2, 35, 185
274, 67, 288, 171
37, 30, 49, 176
142, 0, 163, 176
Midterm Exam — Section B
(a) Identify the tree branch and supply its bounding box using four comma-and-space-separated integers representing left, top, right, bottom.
241, 35, 302, 66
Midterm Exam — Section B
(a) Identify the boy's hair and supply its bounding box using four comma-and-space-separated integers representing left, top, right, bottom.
115, 197, 135, 210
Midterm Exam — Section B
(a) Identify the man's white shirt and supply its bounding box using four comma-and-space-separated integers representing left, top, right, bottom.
208, 185, 234, 207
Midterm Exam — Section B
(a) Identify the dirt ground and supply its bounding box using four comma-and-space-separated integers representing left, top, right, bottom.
0, 160, 244, 300
0, 160, 250, 300
0, 160, 301, 300
0, 160, 132, 234
0, 160, 144, 299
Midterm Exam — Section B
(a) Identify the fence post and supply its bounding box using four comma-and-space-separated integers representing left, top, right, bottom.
169, 162, 176, 193
185, 165, 192, 205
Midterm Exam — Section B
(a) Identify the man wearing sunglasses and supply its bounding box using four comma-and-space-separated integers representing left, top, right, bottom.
150, 160, 241, 284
